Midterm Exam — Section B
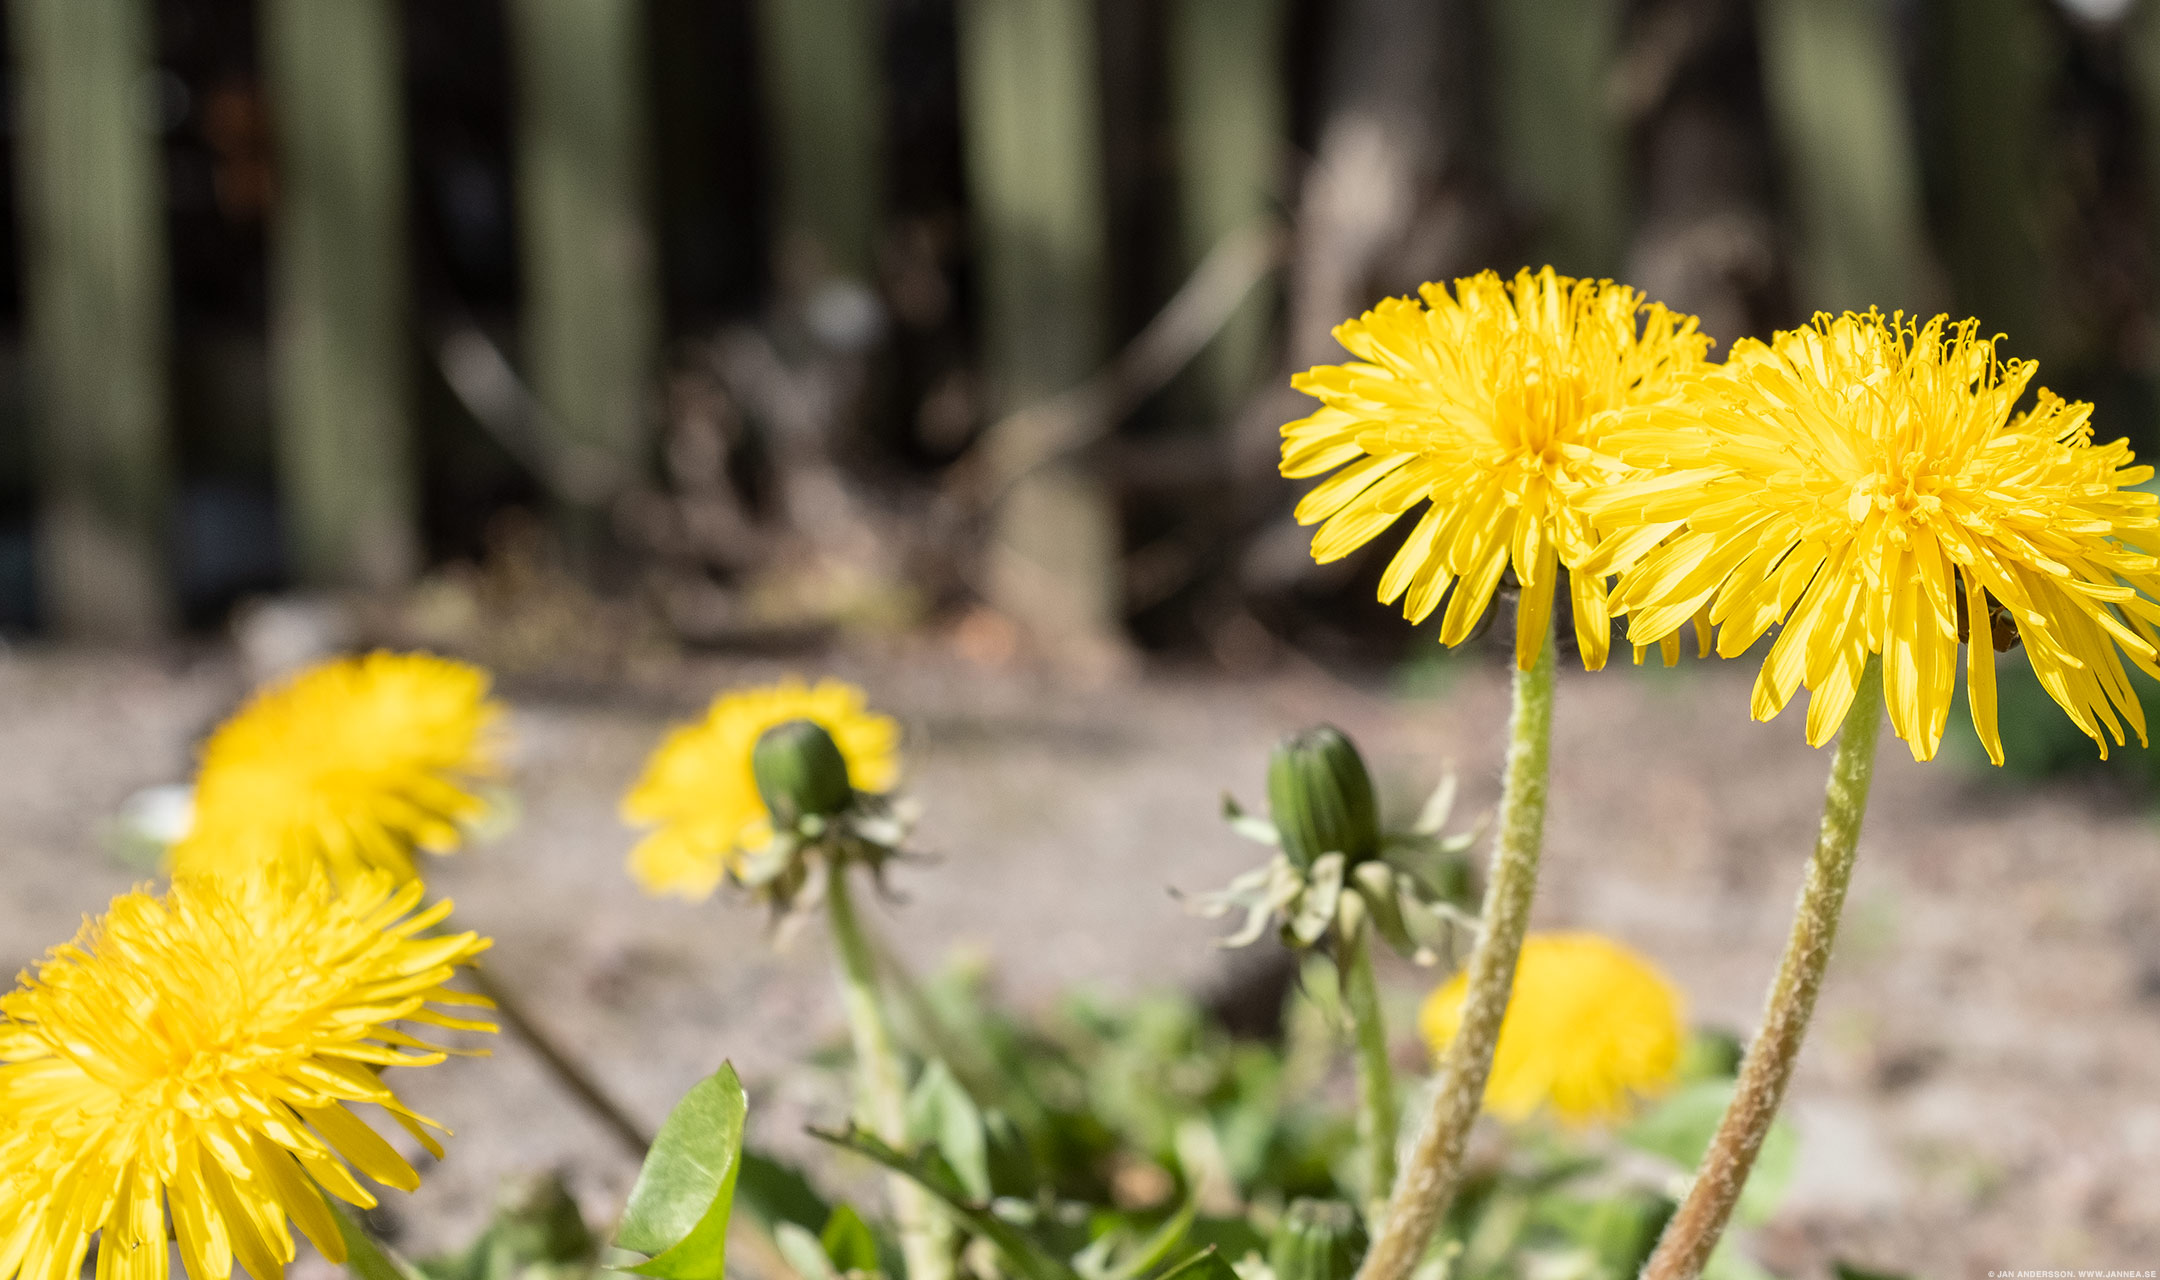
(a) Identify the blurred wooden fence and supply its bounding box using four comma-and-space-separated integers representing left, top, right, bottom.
6, 0, 2159, 643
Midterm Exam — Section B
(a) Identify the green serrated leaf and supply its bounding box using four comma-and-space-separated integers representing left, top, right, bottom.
908, 1060, 992, 1201
614, 1062, 748, 1280
820, 1206, 883, 1276
812, 1125, 1082, 1280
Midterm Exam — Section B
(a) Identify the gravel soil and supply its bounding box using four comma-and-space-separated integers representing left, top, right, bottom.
2, 644, 2156, 1277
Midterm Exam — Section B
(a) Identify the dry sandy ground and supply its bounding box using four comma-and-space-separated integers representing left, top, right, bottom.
2, 645, 2156, 1278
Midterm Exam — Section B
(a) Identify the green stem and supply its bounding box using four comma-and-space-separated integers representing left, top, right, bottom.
1341, 923, 1398, 1232
827, 868, 955, 1280
867, 919, 1054, 1134
1644, 656, 1884, 1279
1354, 630, 1557, 1280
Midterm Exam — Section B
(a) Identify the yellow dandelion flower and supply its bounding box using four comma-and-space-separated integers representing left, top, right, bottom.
1282, 267, 1711, 670
1586, 311, 2160, 762
622, 677, 900, 901
170, 652, 505, 886
0, 874, 493, 1280
1420, 932, 1683, 1126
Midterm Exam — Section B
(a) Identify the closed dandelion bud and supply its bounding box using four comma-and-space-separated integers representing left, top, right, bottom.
754, 719, 854, 825
1269, 1198, 1368, 1280
1267, 726, 1380, 871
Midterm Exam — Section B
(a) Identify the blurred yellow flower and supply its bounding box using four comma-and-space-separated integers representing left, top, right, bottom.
0, 874, 493, 1280
622, 677, 900, 901
1281, 267, 1710, 670
1421, 932, 1683, 1126
171, 651, 505, 885
1587, 311, 2160, 762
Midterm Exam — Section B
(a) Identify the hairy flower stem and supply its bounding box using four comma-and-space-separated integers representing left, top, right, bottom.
1342, 923, 1398, 1232
1644, 657, 1884, 1280
1355, 630, 1556, 1280
827, 868, 955, 1280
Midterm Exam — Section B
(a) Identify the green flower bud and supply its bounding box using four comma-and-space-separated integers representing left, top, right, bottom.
1266, 726, 1380, 871
753, 719, 854, 825
1268, 1199, 1367, 1280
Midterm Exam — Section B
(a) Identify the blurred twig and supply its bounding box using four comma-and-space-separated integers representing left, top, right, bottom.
434, 319, 627, 507
470, 959, 653, 1159
967, 218, 1292, 507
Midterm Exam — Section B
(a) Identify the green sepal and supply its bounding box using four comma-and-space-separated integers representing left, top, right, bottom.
1219, 794, 1282, 848
1348, 862, 1408, 955
1266, 727, 1380, 871
613, 1062, 748, 1280
1286, 853, 1344, 947
754, 719, 854, 825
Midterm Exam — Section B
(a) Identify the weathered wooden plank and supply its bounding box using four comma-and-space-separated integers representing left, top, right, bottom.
1759, 0, 1933, 315
507, 0, 661, 509
957, 0, 1120, 655
8, 0, 174, 639
1930, 0, 2055, 349
1168, 0, 1287, 420
262, 0, 420, 589
757, 0, 882, 284
1489, 0, 1626, 276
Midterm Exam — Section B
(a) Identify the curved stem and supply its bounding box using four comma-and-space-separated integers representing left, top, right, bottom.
1643, 656, 1884, 1279
827, 868, 955, 1280
1341, 923, 1398, 1232
466, 957, 652, 1159
1355, 630, 1557, 1280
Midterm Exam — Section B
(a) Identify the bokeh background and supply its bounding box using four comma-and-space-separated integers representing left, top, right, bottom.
3, 0, 2160, 1272
13, 0, 2160, 682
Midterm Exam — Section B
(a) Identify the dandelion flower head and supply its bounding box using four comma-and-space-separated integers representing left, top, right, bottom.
1420, 932, 1684, 1126
622, 677, 900, 901
1586, 311, 2160, 762
1282, 267, 1710, 670
171, 651, 504, 885
0, 874, 493, 1280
